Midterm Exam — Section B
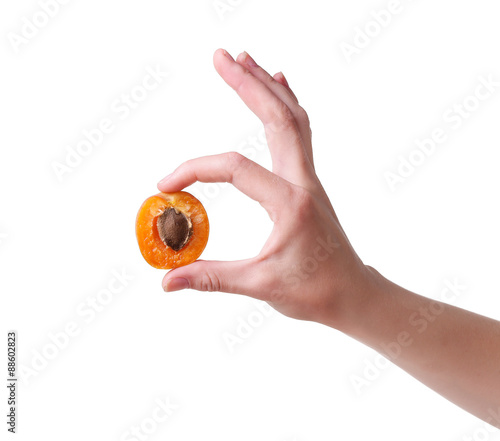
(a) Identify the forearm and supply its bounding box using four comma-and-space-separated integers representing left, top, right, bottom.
331, 267, 500, 427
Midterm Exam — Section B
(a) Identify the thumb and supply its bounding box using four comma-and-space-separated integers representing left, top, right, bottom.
162, 259, 265, 298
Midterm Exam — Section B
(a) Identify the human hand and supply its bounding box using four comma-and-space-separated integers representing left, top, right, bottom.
158, 49, 500, 425
157, 49, 376, 327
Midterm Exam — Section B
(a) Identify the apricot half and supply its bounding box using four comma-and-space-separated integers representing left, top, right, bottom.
136, 191, 209, 269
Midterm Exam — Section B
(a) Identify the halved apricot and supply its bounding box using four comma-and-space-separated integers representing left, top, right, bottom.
136, 191, 209, 269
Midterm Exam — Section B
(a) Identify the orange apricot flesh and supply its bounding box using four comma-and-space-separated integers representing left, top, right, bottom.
136, 191, 209, 269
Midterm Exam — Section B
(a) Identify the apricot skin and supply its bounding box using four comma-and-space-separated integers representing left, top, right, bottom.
136, 191, 209, 269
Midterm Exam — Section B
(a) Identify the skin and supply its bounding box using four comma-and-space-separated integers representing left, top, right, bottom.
157, 49, 500, 427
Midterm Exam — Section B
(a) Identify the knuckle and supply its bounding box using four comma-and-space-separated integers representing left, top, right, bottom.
265, 73, 275, 86
224, 152, 251, 183
225, 151, 247, 169
296, 106, 310, 126
182, 157, 200, 176
268, 102, 296, 132
199, 272, 222, 292
176, 159, 189, 173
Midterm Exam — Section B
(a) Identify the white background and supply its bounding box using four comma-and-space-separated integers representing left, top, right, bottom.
1, 0, 500, 440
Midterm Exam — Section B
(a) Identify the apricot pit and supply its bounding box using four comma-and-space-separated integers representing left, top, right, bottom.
157, 207, 193, 251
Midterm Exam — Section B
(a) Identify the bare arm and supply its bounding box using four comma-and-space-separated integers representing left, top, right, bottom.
334, 268, 500, 426
158, 48, 500, 427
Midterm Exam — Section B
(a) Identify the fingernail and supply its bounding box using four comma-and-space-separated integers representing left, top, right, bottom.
163, 278, 189, 292
222, 49, 234, 61
278, 71, 289, 88
157, 173, 172, 187
242, 51, 258, 67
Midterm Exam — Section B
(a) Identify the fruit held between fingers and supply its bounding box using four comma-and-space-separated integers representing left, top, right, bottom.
136, 191, 209, 269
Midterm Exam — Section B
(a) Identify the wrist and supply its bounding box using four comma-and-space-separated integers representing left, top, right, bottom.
321, 264, 391, 338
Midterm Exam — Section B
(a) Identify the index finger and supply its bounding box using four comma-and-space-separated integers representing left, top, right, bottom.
157, 152, 291, 222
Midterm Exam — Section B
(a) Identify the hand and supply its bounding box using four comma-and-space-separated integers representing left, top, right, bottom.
158, 49, 500, 425
157, 49, 375, 327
